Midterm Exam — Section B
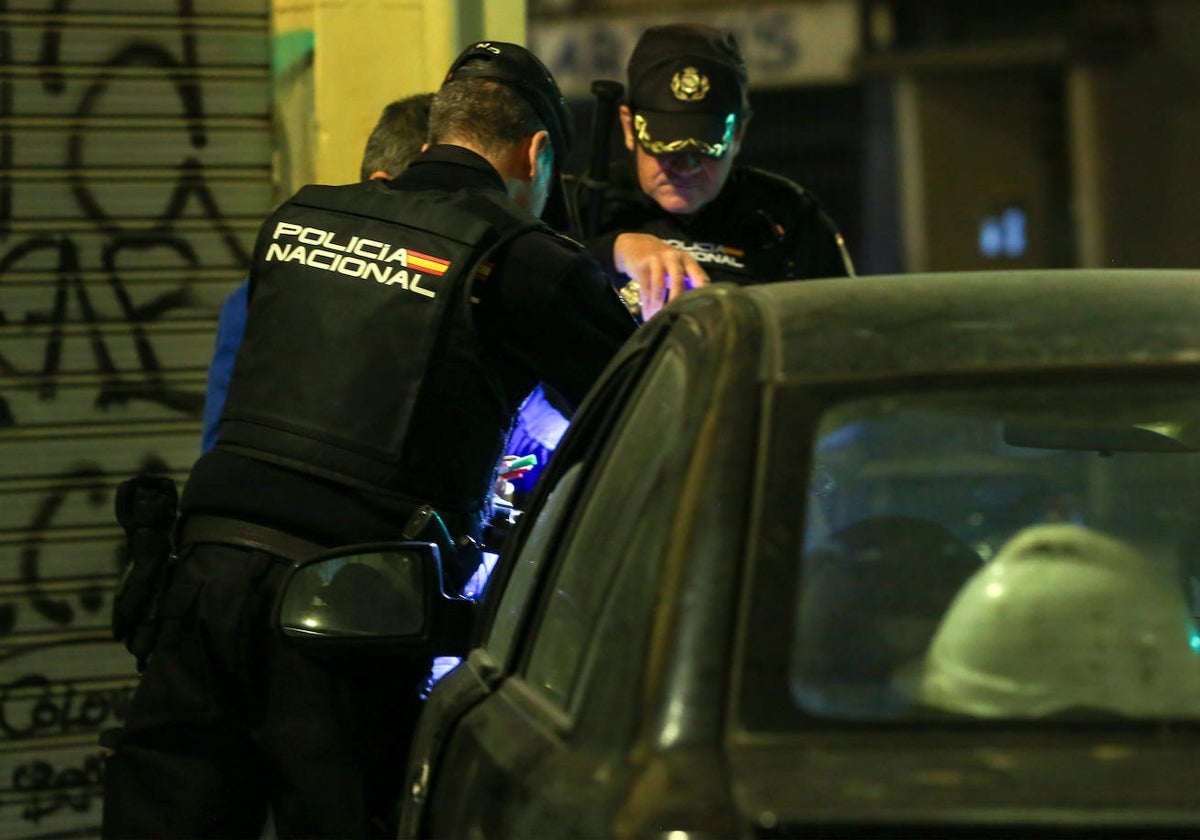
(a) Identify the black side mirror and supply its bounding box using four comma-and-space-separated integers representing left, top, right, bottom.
276, 541, 477, 658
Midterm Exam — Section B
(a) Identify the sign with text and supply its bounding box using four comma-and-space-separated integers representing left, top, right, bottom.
529, 0, 860, 100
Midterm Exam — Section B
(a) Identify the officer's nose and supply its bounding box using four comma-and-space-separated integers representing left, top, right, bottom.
665, 151, 703, 174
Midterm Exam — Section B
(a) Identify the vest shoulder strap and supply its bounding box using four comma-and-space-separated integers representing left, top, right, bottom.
442, 191, 549, 323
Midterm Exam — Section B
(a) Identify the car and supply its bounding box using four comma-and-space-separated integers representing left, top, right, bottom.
280, 269, 1200, 838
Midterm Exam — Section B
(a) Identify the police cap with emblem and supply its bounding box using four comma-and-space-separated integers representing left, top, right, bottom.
626, 23, 750, 160
444, 41, 574, 167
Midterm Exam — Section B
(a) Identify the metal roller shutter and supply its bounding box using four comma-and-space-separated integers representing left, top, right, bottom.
0, 2, 272, 837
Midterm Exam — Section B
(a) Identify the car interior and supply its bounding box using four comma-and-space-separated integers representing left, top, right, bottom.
789, 380, 1200, 722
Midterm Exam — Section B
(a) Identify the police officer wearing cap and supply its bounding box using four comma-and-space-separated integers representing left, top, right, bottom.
587, 23, 856, 320
101, 42, 636, 839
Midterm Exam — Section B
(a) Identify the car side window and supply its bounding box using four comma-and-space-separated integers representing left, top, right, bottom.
521, 347, 688, 709
485, 463, 584, 663
480, 343, 662, 668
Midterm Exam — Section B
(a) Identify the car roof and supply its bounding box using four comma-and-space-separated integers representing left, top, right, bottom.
690, 269, 1200, 383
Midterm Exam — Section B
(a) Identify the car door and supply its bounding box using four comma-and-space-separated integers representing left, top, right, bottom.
400, 319, 691, 837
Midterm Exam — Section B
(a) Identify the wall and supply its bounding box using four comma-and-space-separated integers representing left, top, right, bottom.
1099, 0, 1200, 268
897, 66, 1070, 272
0, 2, 273, 838
874, 0, 1200, 273
530, 0, 859, 99
273, 0, 528, 193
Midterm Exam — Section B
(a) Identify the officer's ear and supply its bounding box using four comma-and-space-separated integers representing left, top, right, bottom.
724, 111, 753, 158
729, 113, 748, 145
735, 114, 751, 141
728, 116, 751, 159
619, 105, 636, 153
526, 129, 552, 180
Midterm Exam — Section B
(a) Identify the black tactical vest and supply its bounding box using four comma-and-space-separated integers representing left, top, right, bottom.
218, 180, 542, 500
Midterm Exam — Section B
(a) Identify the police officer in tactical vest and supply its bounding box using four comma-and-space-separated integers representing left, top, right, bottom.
582, 23, 855, 321
102, 42, 639, 839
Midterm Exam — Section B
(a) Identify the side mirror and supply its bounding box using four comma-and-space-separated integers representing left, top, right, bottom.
276, 541, 477, 658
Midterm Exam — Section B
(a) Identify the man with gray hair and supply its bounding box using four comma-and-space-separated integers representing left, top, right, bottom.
358, 91, 434, 181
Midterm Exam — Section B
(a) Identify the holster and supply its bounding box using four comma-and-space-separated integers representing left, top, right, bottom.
112, 474, 179, 671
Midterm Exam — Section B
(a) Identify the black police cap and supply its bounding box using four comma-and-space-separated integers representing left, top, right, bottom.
626, 24, 750, 159
444, 41, 574, 166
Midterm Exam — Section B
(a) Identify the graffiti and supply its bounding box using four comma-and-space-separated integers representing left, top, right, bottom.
15, 465, 108, 631
10, 232, 209, 415
0, 453, 171, 638
0, 0, 253, 428
0, 674, 130, 741
0, 4, 266, 833
12, 753, 105, 824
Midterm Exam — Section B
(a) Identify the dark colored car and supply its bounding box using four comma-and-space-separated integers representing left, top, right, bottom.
282, 270, 1200, 838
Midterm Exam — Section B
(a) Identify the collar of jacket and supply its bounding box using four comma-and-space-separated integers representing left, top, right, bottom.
392, 144, 508, 195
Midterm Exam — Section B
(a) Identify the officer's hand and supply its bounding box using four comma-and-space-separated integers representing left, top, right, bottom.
612, 233, 708, 320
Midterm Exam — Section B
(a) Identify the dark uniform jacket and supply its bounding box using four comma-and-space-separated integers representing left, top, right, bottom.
586, 158, 852, 315
182, 145, 635, 556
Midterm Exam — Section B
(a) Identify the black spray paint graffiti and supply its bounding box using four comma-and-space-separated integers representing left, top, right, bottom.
0, 455, 168, 638
0, 5, 261, 835
12, 753, 105, 824
0, 0, 253, 426
0, 674, 131, 741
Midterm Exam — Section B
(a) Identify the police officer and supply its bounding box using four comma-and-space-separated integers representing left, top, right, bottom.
585, 23, 856, 320
102, 42, 638, 839
201, 92, 436, 454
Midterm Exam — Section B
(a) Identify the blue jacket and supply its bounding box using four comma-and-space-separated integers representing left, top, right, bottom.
201, 280, 248, 453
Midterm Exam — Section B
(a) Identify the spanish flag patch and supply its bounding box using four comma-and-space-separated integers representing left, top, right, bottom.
405, 249, 451, 276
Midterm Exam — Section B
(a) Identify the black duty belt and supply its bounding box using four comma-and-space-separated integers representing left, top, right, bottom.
177, 515, 327, 565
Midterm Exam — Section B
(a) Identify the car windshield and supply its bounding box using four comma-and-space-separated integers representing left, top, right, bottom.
772, 381, 1200, 724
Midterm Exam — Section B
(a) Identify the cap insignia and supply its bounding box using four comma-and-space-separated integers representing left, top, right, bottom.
670, 67, 710, 102
633, 112, 736, 159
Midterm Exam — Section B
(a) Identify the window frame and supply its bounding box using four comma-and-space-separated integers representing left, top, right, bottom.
738, 366, 1200, 733
518, 342, 692, 713
475, 320, 677, 674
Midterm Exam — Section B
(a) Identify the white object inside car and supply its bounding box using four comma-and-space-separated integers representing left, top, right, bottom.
917, 523, 1200, 718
